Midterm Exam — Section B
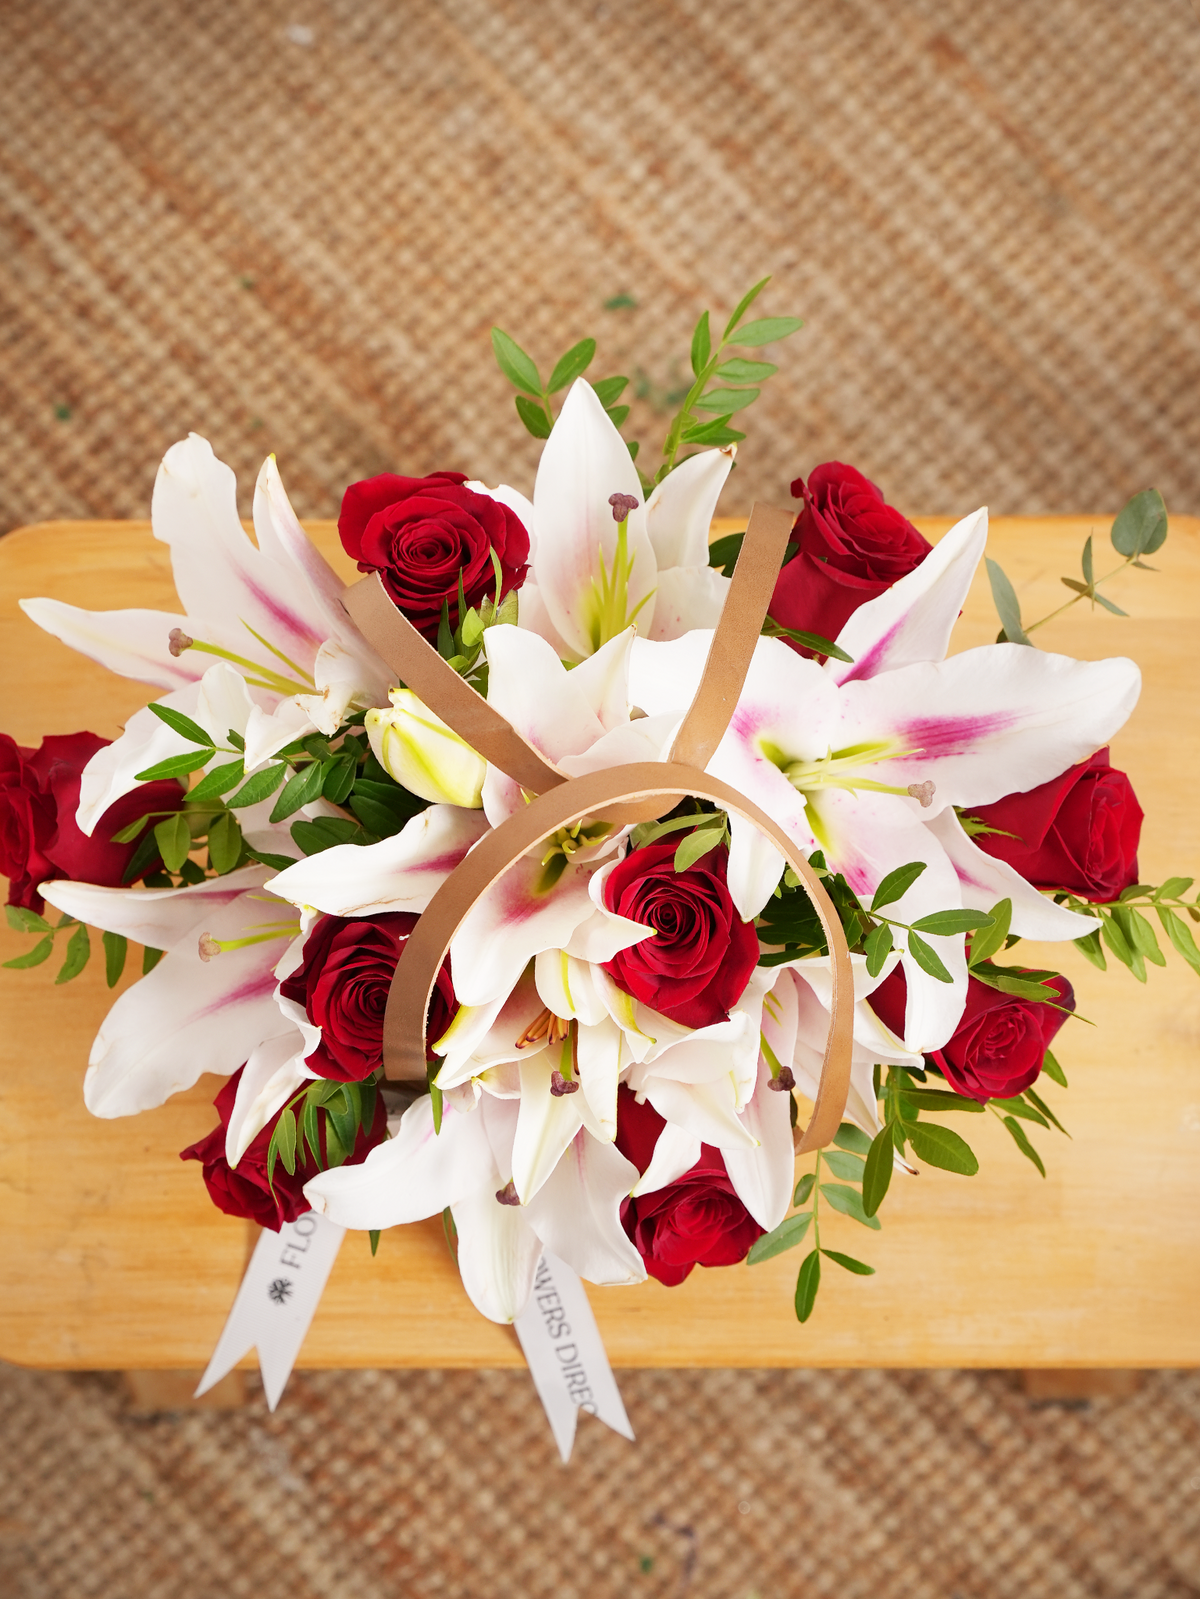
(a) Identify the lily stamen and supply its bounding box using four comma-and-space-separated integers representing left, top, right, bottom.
196, 921, 301, 961
514, 1007, 572, 1050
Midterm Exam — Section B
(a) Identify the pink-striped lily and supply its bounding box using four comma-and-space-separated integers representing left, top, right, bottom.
21, 435, 391, 833
628, 509, 1139, 1051
493, 379, 735, 661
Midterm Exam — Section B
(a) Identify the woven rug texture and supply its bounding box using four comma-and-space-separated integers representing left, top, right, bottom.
2, 1365, 1199, 1599
2, 2, 1200, 1597
1, 0, 1198, 532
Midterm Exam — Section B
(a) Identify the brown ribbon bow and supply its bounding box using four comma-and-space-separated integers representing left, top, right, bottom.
343, 502, 854, 1153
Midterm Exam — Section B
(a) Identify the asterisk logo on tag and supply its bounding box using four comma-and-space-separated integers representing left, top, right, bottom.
268, 1278, 294, 1305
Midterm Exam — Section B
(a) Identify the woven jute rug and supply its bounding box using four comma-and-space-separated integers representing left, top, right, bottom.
2, 1364, 1199, 1598
3, 3, 1200, 1596
1, 0, 1198, 533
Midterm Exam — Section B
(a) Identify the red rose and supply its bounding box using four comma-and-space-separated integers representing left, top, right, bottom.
601, 837, 760, 1029
967, 749, 1143, 903
870, 967, 1073, 1102
278, 912, 457, 1081
615, 1088, 763, 1285
180, 1066, 388, 1231
338, 471, 529, 641
769, 462, 931, 649
0, 731, 185, 912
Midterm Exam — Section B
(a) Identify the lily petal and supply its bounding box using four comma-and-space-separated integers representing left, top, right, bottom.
523, 1130, 645, 1287
40, 865, 272, 951
630, 1118, 702, 1197
647, 564, 731, 641
226, 1022, 320, 1166
644, 446, 734, 572
926, 807, 1100, 940
511, 1053, 586, 1202
722, 1056, 796, 1230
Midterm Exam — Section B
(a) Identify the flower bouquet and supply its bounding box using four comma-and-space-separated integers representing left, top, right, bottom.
3, 280, 1192, 1347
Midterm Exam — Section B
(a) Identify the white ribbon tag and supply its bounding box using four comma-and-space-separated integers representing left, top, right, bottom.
195, 1210, 345, 1410
513, 1252, 635, 1463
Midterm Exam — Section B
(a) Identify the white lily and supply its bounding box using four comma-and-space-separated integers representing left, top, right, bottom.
21, 435, 391, 831
499, 379, 735, 661
628, 509, 1139, 1051
38, 867, 303, 1118
304, 1090, 644, 1323
366, 688, 488, 808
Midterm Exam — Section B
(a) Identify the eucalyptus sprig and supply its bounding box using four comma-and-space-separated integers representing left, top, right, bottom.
988, 488, 1167, 646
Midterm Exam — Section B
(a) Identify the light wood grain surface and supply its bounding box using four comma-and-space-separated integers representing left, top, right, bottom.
2, 516, 1198, 1370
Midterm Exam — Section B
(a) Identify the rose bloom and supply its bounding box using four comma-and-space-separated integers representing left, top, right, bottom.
339, 471, 529, 642
181, 1066, 388, 1231
278, 912, 458, 1081
615, 1087, 764, 1285
0, 731, 185, 912
870, 967, 1073, 1102
601, 837, 760, 1029
967, 749, 1143, 903
769, 462, 931, 649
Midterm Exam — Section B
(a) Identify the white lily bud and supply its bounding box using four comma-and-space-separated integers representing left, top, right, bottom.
365, 688, 487, 808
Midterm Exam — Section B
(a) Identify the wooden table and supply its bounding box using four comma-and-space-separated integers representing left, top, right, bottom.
2, 516, 1199, 1371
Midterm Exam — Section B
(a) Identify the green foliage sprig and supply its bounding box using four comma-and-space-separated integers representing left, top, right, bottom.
1063, 877, 1200, 983
266, 1074, 380, 1192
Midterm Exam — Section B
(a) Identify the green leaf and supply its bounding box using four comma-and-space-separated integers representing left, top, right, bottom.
369, 1229, 381, 1257
5, 905, 50, 934
547, 337, 596, 393
746, 1211, 812, 1264
3, 935, 54, 970
269, 761, 327, 823
1110, 487, 1167, 558
831, 1123, 872, 1155
910, 910, 994, 937
135, 749, 213, 782
692, 386, 759, 414
1156, 876, 1194, 900
321, 755, 357, 806
1081, 535, 1094, 585
985, 558, 1032, 646
822, 1149, 866, 1181
55, 922, 90, 984
147, 702, 214, 747
690, 310, 711, 377
708, 531, 744, 576
514, 394, 551, 439
1072, 928, 1107, 971
1157, 906, 1200, 972
794, 1248, 821, 1322
592, 375, 629, 407
1101, 912, 1143, 979
1001, 1115, 1045, 1176
967, 898, 1012, 967
899, 1088, 984, 1113
605, 404, 630, 428
792, 1172, 816, 1206
490, 327, 542, 396
1060, 577, 1090, 596
302, 1096, 322, 1167
153, 813, 191, 873
275, 1106, 298, 1176
188, 759, 246, 801
732, 315, 804, 346
1093, 592, 1129, 618
764, 624, 854, 663
102, 930, 127, 988
904, 1121, 979, 1175
713, 357, 777, 383
291, 816, 362, 855
990, 1095, 1050, 1128
1041, 1047, 1068, 1088
1024, 1086, 1069, 1137
673, 822, 725, 873
821, 1248, 875, 1276
227, 763, 288, 809
864, 921, 893, 978
819, 1183, 882, 1230
207, 810, 243, 875
227, 729, 245, 752
142, 945, 163, 974
680, 415, 746, 445
109, 814, 153, 844
861, 1125, 894, 1217
723, 277, 771, 339
907, 931, 952, 983
349, 793, 411, 837
1124, 906, 1166, 966
871, 860, 926, 912
981, 971, 1068, 1002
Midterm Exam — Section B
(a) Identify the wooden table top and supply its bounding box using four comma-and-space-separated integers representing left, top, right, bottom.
2, 514, 1199, 1371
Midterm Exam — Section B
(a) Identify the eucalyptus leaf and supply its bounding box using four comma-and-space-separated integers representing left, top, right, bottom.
746, 1211, 812, 1264
1110, 487, 1167, 558
985, 558, 1032, 646
1093, 592, 1129, 617
1081, 534, 1094, 585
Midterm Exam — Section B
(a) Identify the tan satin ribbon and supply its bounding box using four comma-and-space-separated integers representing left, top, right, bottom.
343, 502, 855, 1152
